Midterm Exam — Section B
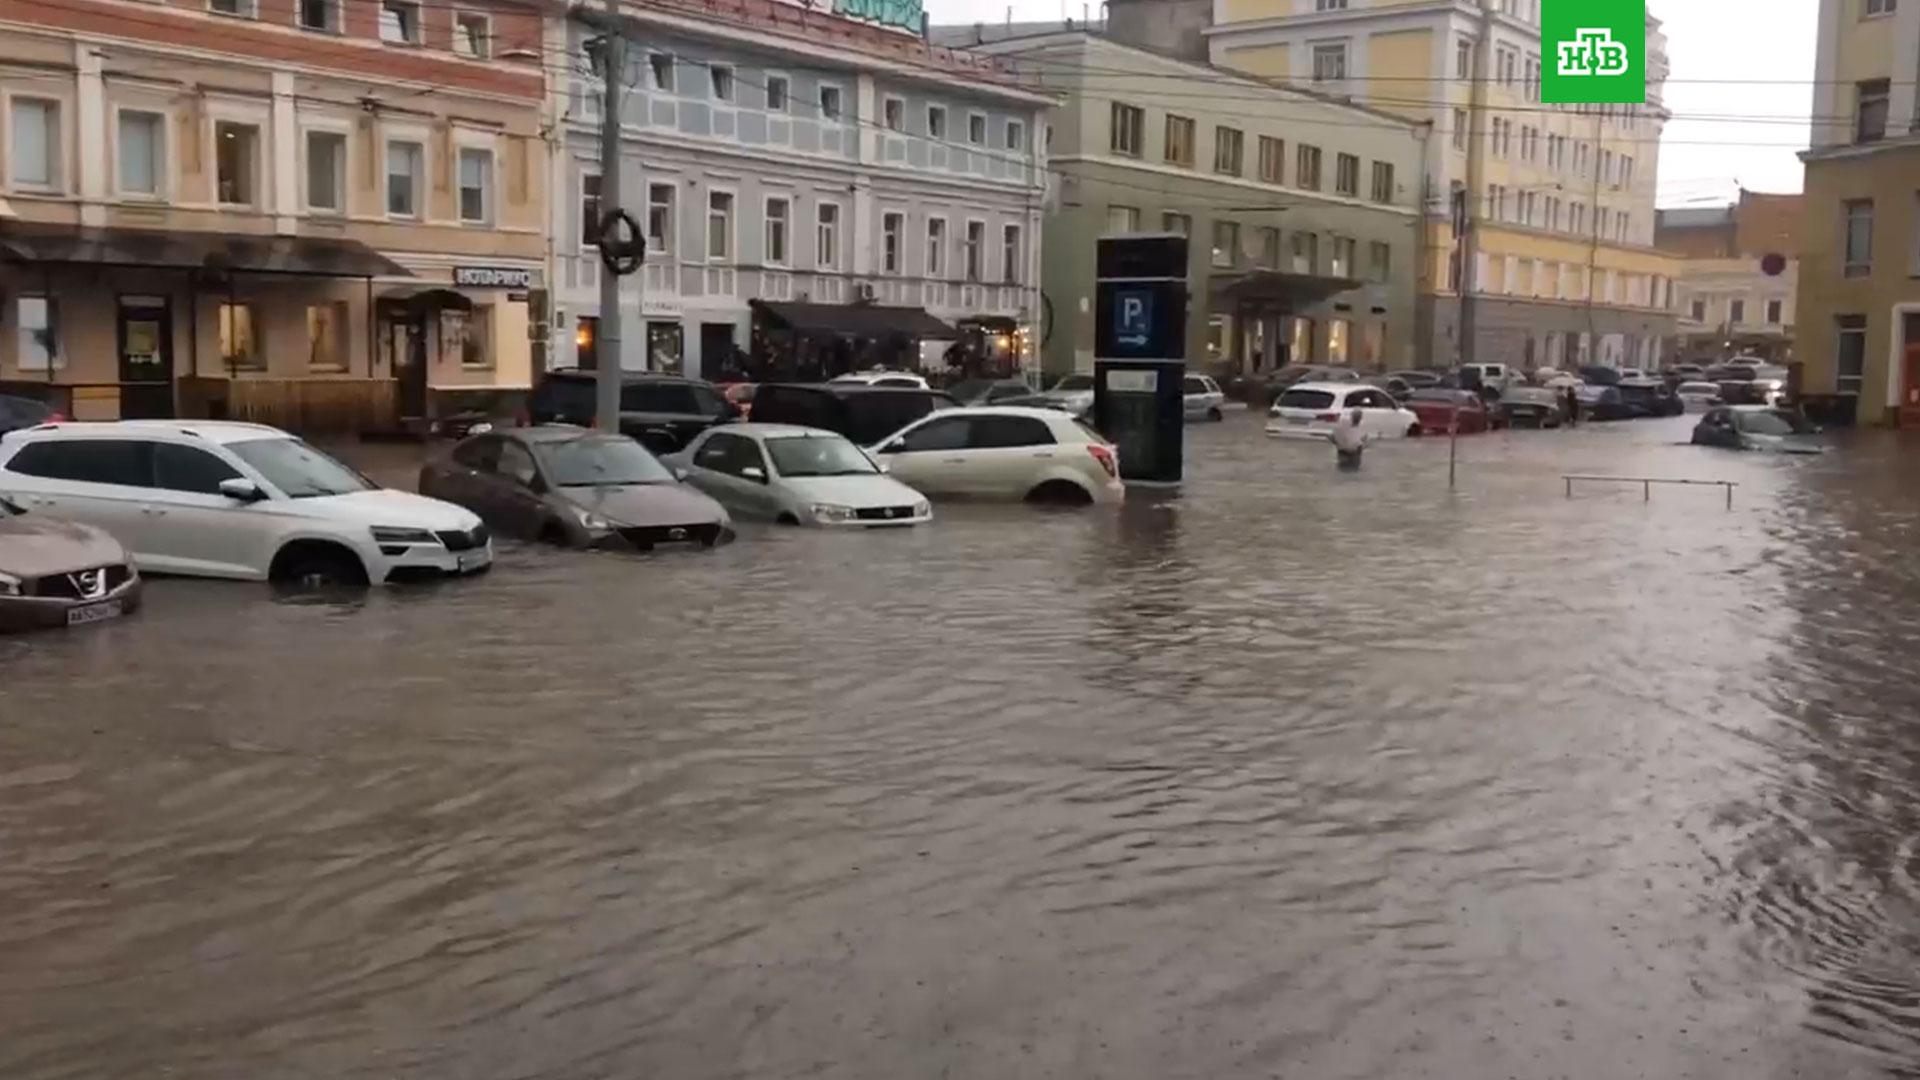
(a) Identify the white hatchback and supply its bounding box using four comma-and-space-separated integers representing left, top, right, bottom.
830, 370, 931, 390
0, 420, 491, 586
1266, 382, 1421, 441
869, 406, 1124, 504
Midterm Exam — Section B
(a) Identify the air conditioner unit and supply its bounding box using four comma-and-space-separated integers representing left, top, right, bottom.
857, 283, 876, 302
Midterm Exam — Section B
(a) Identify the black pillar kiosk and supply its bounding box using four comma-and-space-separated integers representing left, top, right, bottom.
1093, 234, 1188, 487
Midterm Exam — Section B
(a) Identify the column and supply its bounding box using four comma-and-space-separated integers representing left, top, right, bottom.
75, 43, 106, 227
271, 71, 297, 234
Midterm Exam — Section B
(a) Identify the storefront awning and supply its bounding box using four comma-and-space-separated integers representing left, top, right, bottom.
1209, 269, 1362, 308
751, 299, 956, 340
0, 221, 410, 279
379, 287, 474, 315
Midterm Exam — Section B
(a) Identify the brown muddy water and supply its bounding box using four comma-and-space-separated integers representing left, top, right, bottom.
6, 414, 1920, 1079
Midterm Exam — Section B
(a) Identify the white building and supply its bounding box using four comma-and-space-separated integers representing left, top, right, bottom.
544, 0, 1053, 379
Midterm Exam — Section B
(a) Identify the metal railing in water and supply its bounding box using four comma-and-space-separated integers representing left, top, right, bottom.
1563, 474, 1738, 510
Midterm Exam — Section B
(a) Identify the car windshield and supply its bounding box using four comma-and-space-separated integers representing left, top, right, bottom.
766, 435, 877, 477
1052, 375, 1094, 391
538, 436, 675, 486
1735, 410, 1814, 437
228, 438, 372, 498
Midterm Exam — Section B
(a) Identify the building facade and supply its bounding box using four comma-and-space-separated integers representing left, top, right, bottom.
1199, 0, 1680, 372
962, 29, 1425, 377
0, 0, 550, 431
1799, 0, 1920, 424
1655, 191, 1800, 366
546, 0, 1051, 381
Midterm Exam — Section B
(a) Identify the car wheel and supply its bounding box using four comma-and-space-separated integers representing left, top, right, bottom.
775, 512, 802, 526
271, 543, 368, 589
1207, 406, 1224, 422
539, 521, 572, 546
1406, 423, 1421, 437
1026, 480, 1094, 506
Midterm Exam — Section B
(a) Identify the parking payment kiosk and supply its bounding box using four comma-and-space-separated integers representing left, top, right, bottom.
1094, 235, 1188, 486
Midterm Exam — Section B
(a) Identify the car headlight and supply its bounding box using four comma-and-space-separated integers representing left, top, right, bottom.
914, 501, 932, 518
809, 503, 857, 523
575, 507, 614, 532
0, 570, 20, 597
370, 526, 438, 545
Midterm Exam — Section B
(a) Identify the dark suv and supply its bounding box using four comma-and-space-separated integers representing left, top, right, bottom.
526, 371, 733, 452
749, 383, 958, 446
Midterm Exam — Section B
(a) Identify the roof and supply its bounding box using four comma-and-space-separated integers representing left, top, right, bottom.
720, 423, 853, 439
19, 419, 289, 444
751, 300, 957, 340
0, 222, 409, 278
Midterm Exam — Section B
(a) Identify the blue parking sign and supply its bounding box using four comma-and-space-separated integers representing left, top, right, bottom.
1114, 287, 1153, 348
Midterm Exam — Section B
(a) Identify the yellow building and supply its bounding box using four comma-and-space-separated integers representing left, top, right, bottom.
1200, 0, 1681, 370
1797, 0, 1920, 425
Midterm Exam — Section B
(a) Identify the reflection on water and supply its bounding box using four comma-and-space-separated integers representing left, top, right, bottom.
6, 417, 1920, 1078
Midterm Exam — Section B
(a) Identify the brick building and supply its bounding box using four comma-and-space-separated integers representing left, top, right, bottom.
1655, 190, 1800, 365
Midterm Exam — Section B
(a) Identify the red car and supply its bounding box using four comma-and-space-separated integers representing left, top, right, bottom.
1405, 389, 1495, 435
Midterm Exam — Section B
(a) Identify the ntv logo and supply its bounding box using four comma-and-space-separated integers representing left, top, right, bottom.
1557, 28, 1631, 76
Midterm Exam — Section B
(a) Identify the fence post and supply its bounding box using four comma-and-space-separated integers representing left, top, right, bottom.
1643, 479, 1651, 502
1565, 476, 1573, 499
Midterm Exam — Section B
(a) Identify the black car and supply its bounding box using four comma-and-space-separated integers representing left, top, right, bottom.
1577, 365, 1623, 387
1615, 379, 1683, 418
525, 370, 733, 452
946, 378, 1035, 406
0, 393, 59, 436
749, 383, 958, 446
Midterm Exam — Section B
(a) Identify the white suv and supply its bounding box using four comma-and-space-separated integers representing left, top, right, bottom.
0, 420, 492, 586
869, 406, 1124, 504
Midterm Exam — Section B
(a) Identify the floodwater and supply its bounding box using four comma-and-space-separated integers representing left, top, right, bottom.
6, 413, 1920, 1079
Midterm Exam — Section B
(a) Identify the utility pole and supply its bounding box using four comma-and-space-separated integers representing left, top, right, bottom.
1458, 0, 1493, 369
594, 0, 625, 433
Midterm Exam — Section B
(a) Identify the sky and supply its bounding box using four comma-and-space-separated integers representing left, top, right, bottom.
920, 0, 1819, 208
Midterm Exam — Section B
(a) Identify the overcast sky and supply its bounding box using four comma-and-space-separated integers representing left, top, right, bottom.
922, 0, 1816, 207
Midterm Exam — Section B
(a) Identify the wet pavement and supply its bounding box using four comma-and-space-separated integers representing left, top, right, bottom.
7, 414, 1920, 1079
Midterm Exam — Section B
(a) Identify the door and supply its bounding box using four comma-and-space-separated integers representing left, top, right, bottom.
148, 440, 265, 578
688, 432, 780, 518
392, 316, 428, 418
874, 414, 973, 496
965, 414, 1059, 496
117, 297, 174, 419
488, 438, 554, 538
699, 323, 735, 379
0, 439, 163, 566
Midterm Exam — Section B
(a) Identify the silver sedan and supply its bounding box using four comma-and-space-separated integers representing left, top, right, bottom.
664, 424, 933, 527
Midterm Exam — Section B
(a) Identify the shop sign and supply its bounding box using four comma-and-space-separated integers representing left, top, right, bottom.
454, 266, 536, 289
831, 0, 922, 31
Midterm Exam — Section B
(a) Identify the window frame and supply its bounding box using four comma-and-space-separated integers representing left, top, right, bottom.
1005, 119, 1026, 152
1311, 42, 1348, 82
14, 295, 60, 372
206, 0, 257, 18
925, 216, 948, 277
213, 119, 262, 208
296, 0, 339, 32
218, 301, 264, 373
379, 0, 421, 45
1213, 125, 1244, 176
383, 138, 423, 220
817, 84, 845, 122
114, 107, 166, 200
706, 187, 736, 264
1334, 152, 1360, 197
1001, 222, 1023, 285
303, 126, 348, 215
966, 111, 988, 146
9, 96, 62, 191
1110, 101, 1144, 157
1835, 313, 1867, 394
1210, 219, 1239, 269
709, 64, 735, 104
763, 195, 790, 267
927, 104, 948, 140
646, 181, 675, 257
1843, 198, 1875, 277
1296, 144, 1322, 191
456, 145, 493, 225
1257, 135, 1284, 184
816, 199, 842, 271
648, 53, 675, 93
453, 10, 491, 58
764, 73, 790, 113
962, 218, 986, 282
881, 209, 904, 275
1164, 114, 1196, 167
881, 95, 905, 132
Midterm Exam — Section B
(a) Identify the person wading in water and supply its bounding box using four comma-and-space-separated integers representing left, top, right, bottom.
1331, 406, 1368, 470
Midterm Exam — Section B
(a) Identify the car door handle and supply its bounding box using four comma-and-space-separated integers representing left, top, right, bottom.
1031, 452, 1053, 459
942, 457, 967, 464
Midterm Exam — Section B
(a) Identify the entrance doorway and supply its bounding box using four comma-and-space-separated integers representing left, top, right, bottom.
649, 321, 685, 374
385, 317, 428, 418
697, 322, 733, 379
116, 296, 174, 418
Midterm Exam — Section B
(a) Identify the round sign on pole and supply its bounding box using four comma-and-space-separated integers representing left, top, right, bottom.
596, 209, 647, 276
1760, 252, 1787, 277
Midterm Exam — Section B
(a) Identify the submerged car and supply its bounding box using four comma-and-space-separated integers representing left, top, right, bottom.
1497, 386, 1566, 429
1674, 381, 1723, 412
1267, 383, 1419, 440
0, 496, 141, 632
1403, 389, 1494, 434
1616, 378, 1684, 418
667, 423, 931, 527
420, 427, 732, 550
1692, 407, 1825, 454
1183, 374, 1228, 422
946, 378, 1036, 407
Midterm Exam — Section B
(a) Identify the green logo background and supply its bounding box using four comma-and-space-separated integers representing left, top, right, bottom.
1541, 0, 1647, 105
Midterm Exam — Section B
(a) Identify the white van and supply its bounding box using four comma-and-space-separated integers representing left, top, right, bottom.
1459, 363, 1512, 391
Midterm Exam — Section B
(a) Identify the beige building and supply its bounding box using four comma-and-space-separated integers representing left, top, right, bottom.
1798, 0, 1920, 425
0, 0, 549, 432
1197, 0, 1681, 371
1656, 191, 1801, 366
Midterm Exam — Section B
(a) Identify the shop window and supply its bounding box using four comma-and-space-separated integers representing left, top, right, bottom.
219, 303, 263, 372
15, 297, 59, 371
307, 303, 347, 372
442, 307, 493, 370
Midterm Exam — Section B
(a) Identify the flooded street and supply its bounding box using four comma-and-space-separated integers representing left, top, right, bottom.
9, 414, 1920, 1079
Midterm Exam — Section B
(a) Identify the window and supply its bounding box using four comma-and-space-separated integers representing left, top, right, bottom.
1331, 237, 1355, 277
928, 105, 948, 139
15, 297, 58, 371
1370, 161, 1393, 203
1257, 226, 1281, 268
1690, 298, 1707, 322
1455, 37, 1472, 80
1162, 211, 1190, 236
764, 197, 789, 265
1766, 299, 1783, 325
298, 0, 337, 31
710, 65, 734, 103
1729, 298, 1746, 325
379, 0, 419, 43
817, 203, 840, 269
116, 111, 162, 197
443, 307, 491, 370
208, 0, 255, 16
766, 75, 789, 112
1292, 231, 1318, 273
926, 218, 947, 275
881, 97, 904, 132
579, 172, 601, 245
1836, 314, 1867, 394
1866, 0, 1896, 15
1211, 220, 1238, 268
1002, 224, 1023, 284
968, 113, 987, 145
1335, 152, 1359, 196
1312, 43, 1348, 82
10, 99, 58, 189
154, 443, 242, 495
454, 12, 489, 57
1296, 144, 1322, 190
818, 85, 843, 121
968, 415, 1055, 448
1258, 135, 1284, 183
1005, 120, 1025, 151
1214, 126, 1244, 176
964, 220, 984, 281
457, 147, 491, 224
306, 130, 345, 212
1857, 79, 1890, 142
1525, 56, 1540, 101
649, 54, 674, 92
1106, 205, 1139, 233
1315, 0, 1348, 8
1369, 241, 1390, 283
1844, 198, 1874, 276
7, 441, 151, 486
384, 140, 420, 217
306, 302, 347, 373
1452, 108, 1468, 150
215, 121, 259, 206
1164, 115, 1195, 166
647, 182, 675, 255
1113, 103, 1136, 156
1497, 47, 1516, 86
882, 211, 903, 274
707, 190, 734, 261
219, 303, 262, 371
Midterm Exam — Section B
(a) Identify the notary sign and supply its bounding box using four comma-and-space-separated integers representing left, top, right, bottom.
453, 266, 535, 289
1541, 0, 1646, 105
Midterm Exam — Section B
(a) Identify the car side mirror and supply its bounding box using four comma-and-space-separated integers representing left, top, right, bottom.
741, 465, 767, 483
876, 461, 891, 474
673, 466, 689, 481
219, 477, 266, 503
878, 441, 902, 454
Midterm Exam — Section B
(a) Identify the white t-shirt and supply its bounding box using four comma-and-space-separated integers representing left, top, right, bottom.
1330, 411, 1367, 452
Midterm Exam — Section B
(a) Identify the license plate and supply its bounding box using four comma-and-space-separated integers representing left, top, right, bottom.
66, 601, 122, 626
456, 549, 491, 573
1288, 416, 1310, 425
